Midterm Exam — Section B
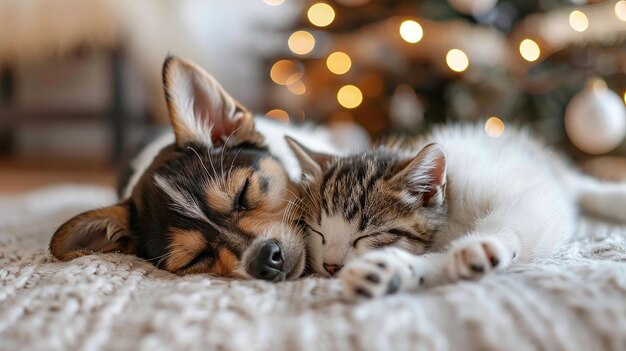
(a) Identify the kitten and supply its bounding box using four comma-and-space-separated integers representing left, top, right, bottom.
287, 124, 626, 300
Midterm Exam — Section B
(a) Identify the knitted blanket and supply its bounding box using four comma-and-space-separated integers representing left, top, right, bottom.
1, 185, 625, 351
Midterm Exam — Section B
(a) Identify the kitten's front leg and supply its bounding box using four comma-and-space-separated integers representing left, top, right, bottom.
444, 235, 516, 281
339, 247, 445, 300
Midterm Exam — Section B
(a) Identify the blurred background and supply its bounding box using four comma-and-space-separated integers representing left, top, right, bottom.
0, 0, 625, 194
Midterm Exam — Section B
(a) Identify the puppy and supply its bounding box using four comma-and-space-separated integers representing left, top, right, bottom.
50, 56, 340, 281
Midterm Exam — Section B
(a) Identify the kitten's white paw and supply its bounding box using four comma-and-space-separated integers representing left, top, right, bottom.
445, 236, 513, 281
339, 248, 432, 301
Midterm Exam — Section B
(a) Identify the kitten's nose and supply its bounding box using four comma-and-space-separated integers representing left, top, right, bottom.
323, 263, 343, 276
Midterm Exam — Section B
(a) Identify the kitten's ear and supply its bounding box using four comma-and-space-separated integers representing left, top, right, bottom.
162, 56, 263, 147
393, 143, 447, 206
49, 204, 135, 261
285, 136, 333, 176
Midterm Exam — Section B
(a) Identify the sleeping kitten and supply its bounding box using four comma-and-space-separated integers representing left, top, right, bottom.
287, 124, 626, 300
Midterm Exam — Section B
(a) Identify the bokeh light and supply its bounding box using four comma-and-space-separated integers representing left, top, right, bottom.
287, 80, 306, 95
308, 3, 335, 27
399, 20, 423, 44
263, 0, 285, 6
270, 60, 303, 85
485, 117, 505, 138
288, 31, 316, 55
616, 1, 626, 21
446, 49, 469, 72
337, 85, 363, 109
569, 10, 589, 32
519, 39, 541, 62
326, 52, 352, 75
266, 109, 289, 123
623, 91, 626, 105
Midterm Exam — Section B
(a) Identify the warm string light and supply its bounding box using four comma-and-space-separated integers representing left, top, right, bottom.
399, 20, 423, 44
266, 109, 289, 123
287, 80, 306, 95
264, 0, 611, 133
623, 91, 626, 105
270, 60, 302, 85
485, 117, 505, 138
288, 31, 315, 55
519, 39, 541, 62
308, 3, 335, 27
616, 1, 626, 21
326, 52, 352, 75
263, 0, 285, 6
569, 10, 589, 32
337, 85, 363, 109
446, 49, 469, 72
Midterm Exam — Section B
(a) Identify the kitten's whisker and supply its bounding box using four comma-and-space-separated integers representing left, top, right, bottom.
278, 186, 317, 217
277, 198, 315, 220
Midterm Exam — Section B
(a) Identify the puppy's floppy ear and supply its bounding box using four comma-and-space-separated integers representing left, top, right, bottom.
49, 204, 135, 261
393, 143, 447, 206
285, 136, 334, 176
162, 56, 263, 147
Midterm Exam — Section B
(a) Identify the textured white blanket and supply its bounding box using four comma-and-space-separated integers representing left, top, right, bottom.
1, 186, 625, 351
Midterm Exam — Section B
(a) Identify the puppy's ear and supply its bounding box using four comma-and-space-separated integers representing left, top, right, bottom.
162, 56, 263, 147
49, 204, 135, 261
393, 143, 447, 206
285, 136, 333, 176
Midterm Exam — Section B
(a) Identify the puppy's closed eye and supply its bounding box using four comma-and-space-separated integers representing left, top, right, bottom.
179, 249, 215, 271
234, 178, 250, 212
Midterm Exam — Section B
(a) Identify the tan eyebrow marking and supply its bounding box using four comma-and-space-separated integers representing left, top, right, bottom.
213, 249, 239, 277
205, 168, 249, 213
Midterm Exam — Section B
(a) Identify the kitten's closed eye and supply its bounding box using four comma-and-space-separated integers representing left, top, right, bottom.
310, 228, 326, 245
353, 232, 401, 249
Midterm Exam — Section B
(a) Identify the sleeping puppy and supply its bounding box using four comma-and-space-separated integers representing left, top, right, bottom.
50, 56, 340, 281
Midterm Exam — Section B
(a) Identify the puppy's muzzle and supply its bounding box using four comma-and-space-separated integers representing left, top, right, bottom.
248, 240, 285, 282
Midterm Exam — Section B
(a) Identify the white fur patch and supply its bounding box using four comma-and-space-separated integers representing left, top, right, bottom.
154, 174, 211, 224
122, 133, 175, 200
308, 213, 360, 276
166, 65, 220, 144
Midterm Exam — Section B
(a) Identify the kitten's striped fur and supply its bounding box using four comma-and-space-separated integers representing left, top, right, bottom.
288, 139, 447, 277
289, 125, 626, 300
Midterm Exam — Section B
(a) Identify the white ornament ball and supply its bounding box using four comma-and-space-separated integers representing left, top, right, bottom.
448, 0, 498, 15
565, 80, 626, 155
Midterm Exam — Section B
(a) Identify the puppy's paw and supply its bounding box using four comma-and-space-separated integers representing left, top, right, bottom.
339, 248, 432, 301
445, 236, 513, 282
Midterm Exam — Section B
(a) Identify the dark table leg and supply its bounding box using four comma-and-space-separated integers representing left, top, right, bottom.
111, 50, 126, 166
0, 66, 15, 155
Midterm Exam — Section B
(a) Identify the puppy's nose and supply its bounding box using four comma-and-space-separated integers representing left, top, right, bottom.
249, 240, 285, 282
323, 263, 343, 276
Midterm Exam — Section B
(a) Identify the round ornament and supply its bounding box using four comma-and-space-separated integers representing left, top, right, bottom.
565, 79, 626, 154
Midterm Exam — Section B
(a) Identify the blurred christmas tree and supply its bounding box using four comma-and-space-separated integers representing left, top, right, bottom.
262, 0, 626, 159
